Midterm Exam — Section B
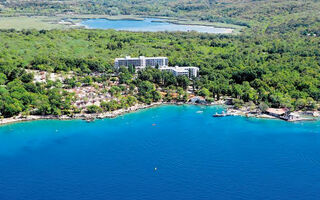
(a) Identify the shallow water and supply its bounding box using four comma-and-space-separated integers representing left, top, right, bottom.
80, 18, 233, 33
0, 105, 320, 200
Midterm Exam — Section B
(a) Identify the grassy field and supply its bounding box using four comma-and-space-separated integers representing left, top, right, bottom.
58, 14, 145, 21
0, 16, 66, 30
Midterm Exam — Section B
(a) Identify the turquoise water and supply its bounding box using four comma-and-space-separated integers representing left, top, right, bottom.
1, 105, 320, 200
80, 18, 233, 33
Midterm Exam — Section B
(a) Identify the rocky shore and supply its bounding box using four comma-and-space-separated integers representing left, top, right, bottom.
0, 102, 164, 126
1, 100, 319, 126
224, 107, 319, 122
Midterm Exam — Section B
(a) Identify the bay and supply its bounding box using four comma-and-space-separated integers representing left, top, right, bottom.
0, 105, 320, 200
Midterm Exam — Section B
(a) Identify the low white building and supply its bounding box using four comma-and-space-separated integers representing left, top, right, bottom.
160, 66, 199, 78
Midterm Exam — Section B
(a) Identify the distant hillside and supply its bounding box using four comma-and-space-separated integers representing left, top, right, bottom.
1, 0, 319, 29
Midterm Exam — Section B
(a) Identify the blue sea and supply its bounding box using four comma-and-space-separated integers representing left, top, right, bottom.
0, 105, 320, 200
80, 18, 233, 34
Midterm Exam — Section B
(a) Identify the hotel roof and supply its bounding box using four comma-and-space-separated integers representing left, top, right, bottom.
115, 56, 168, 61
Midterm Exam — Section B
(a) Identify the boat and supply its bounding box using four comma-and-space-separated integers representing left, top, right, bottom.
213, 113, 226, 117
213, 111, 231, 117
85, 118, 95, 123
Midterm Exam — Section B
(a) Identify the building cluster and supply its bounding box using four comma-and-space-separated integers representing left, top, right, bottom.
265, 108, 301, 121
114, 56, 199, 78
26, 69, 73, 83
65, 85, 112, 109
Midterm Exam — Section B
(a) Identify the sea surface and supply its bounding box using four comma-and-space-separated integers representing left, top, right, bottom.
80, 18, 233, 34
0, 105, 320, 200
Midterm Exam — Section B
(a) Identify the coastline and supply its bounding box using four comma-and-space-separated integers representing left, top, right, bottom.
1, 100, 318, 127
0, 102, 163, 126
0, 101, 225, 127
224, 107, 319, 122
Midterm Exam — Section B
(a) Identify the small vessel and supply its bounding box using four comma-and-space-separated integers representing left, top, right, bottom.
213, 111, 231, 117
86, 118, 95, 123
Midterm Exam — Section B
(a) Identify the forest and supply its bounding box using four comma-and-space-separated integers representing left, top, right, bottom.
0, 0, 319, 118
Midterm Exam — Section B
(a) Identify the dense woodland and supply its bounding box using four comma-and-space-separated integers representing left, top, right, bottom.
0, 0, 319, 118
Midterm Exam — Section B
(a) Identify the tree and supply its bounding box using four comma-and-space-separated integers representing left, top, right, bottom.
258, 102, 269, 112
295, 98, 307, 110
128, 65, 136, 74
152, 90, 162, 102
232, 84, 243, 99
306, 97, 317, 110
119, 71, 133, 84
0, 73, 7, 85
101, 100, 119, 111
20, 73, 34, 83
2, 99, 23, 118
162, 72, 177, 86
82, 76, 93, 86
177, 75, 190, 89
126, 96, 137, 106
109, 86, 121, 96
87, 105, 102, 113
138, 81, 155, 96
198, 88, 210, 98
232, 99, 244, 109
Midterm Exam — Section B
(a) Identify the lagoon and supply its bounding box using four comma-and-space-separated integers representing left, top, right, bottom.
80, 18, 233, 34
0, 105, 320, 200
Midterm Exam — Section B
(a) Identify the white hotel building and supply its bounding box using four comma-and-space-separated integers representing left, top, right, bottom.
159, 66, 199, 78
114, 56, 168, 70
114, 56, 199, 78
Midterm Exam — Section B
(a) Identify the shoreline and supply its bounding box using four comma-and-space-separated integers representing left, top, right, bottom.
59, 14, 241, 30
0, 102, 207, 126
223, 107, 318, 122
0, 102, 163, 126
0, 102, 224, 126
74, 17, 234, 34
1, 101, 318, 126
0, 14, 242, 33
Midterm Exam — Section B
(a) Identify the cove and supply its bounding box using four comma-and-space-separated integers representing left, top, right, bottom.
80, 18, 233, 34
0, 105, 320, 200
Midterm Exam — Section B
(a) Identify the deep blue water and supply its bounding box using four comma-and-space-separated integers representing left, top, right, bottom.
1, 105, 320, 200
80, 18, 233, 33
